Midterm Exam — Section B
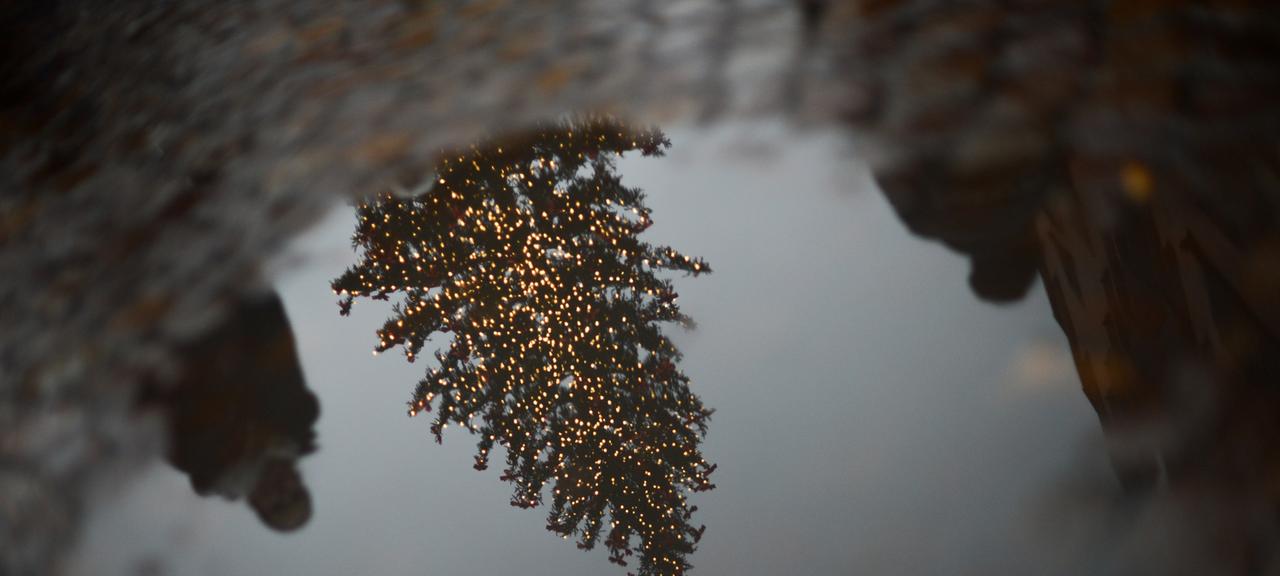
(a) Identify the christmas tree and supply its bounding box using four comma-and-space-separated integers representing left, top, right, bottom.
332, 117, 715, 575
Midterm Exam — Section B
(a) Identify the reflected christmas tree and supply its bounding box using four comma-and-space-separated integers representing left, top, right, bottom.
332, 117, 715, 575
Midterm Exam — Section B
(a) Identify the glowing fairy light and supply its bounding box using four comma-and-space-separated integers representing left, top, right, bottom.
332, 117, 714, 576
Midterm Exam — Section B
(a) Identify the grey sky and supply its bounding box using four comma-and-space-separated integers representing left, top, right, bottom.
70, 122, 1111, 576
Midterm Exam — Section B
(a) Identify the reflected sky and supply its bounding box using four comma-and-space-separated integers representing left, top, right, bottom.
70, 123, 1106, 576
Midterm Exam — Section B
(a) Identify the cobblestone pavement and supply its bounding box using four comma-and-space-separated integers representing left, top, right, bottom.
3, 1, 1279, 574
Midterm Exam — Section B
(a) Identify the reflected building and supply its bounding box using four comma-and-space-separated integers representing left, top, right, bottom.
880, 163, 1280, 496
140, 292, 319, 532
841, 0, 1280, 569
1036, 173, 1280, 495
333, 117, 714, 576
883, 169, 1280, 569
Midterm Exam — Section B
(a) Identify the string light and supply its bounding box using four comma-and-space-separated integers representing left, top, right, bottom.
333, 117, 714, 576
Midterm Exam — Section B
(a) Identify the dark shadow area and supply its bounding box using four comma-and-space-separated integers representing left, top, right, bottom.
139, 292, 319, 533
